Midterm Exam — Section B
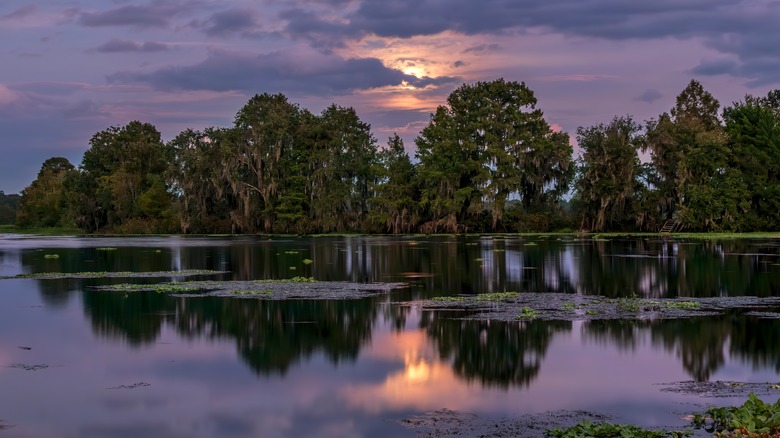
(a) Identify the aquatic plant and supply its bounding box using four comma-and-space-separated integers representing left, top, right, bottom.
43, 254, 59, 259
561, 302, 577, 311
431, 296, 466, 302
95, 247, 118, 251
548, 420, 691, 437
665, 301, 700, 310
473, 292, 519, 301
693, 392, 780, 436
302, 258, 313, 264
254, 277, 316, 283
517, 306, 538, 319
232, 289, 272, 295
617, 293, 643, 312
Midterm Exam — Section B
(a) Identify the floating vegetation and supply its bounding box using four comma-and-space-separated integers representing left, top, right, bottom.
524, 242, 538, 246
431, 296, 467, 302
96, 278, 406, 301
416, 293, 780, 322
302, 258, 313, 264
561, 302, 577, 311
2, 269, 228, 280
548, 420, 690, 437
473, 291, 519, 301
289, 266, 297, 270
665, 301, 700, 309
517, 306, 538, 319
108, 382, 150, 390
692, 393, 780, 436
474, 258, 486, 262
232, 289, 272, 295
284, 250, 300, 254
43, 254, 59, 259
107, 283, 204, 294
254, 276, 316, 283
9, 363, 49, 371
95, 247, 118, 251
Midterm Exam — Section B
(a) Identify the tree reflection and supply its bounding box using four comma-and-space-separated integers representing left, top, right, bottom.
171, 297, 387, 375
83, 289, 174, 347
421, 312, 571, 388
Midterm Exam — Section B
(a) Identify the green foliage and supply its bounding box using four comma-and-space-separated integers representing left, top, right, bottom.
253, 277, 316, 283
517, 306, 538, 319
666, 301, 700, 310
694, 393, 780, 436
415, 79, 573, 233
473, 291, 519, 301
431, 296, 466, 302
575, 116, 646, 231
0, 191, 20, 225
548, 420, 691, 437
232, 289, 273, 295
15, 82, 780, 235
16, 157, 75, 228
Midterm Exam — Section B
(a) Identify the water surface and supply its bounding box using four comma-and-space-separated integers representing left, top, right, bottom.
2, 235, 780, 437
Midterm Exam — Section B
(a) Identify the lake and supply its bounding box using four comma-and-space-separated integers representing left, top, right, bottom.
1, 235, 780, 437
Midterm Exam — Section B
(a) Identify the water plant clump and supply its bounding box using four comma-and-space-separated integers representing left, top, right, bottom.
302, 258, 314, 264
547, 420, 691, 437
43, 254, 60, 259
95, 247, 118, 251
692, 392, 780, 436
473, 292, 519, 302
254, 276, 316, 283
232, 289, 272, 295
2, 269, 228, 280
666, 301, 700, 310
517, 306, 538, 319
107, 283, 204, 293
431, 296, 467, 302
561, 302, 577, 311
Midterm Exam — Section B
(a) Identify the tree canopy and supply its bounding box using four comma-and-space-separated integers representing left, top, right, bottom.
12, 79, 780, 233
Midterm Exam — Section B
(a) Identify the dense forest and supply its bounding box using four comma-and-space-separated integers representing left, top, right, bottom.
11, 79, 780, 234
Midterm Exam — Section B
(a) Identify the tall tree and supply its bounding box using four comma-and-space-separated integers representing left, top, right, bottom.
371, 134, 419, 234
575, 116, 644, 231
307, 105, 378, 232
723, 91, 780, 229
643, 79, 725, 226
233, 93, 302, 233
69, 121, 172, 232
16, 157, 75, 227
416, 79, 573, 232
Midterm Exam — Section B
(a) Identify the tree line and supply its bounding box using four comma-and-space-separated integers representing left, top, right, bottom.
12, 78, 780, 234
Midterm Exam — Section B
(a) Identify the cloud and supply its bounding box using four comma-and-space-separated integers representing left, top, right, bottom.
192, 8, 261, 37
276, 0, 780, 87
92, 39, 169, 53
0, 5, 37, 21
107, 49, 459, 95
635, 89, 663, 103
691, 59, 738, 76
0, 84, 20, 106
79, 1, 189, 28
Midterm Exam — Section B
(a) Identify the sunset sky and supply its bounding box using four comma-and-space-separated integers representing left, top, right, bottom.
1, 0, 779, 193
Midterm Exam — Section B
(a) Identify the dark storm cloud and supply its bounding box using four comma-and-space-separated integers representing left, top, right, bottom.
278, 0, 780, 86
92, 39, 169, 53
79, 1, 190, 28
107, 49, 459, 94
635, 89, 663, 103
691, 59, 738, 76
192, 8, 261, 37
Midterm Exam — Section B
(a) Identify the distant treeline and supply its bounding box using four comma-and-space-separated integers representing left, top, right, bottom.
12, 79, 780, 234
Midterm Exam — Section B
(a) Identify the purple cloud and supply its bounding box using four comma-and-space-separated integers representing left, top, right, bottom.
92, 39, 169, 53
107, 49, 459, 94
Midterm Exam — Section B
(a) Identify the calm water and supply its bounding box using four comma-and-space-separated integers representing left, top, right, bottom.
1, 235, 780, 437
